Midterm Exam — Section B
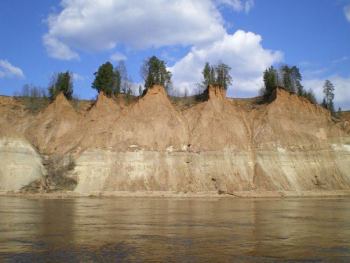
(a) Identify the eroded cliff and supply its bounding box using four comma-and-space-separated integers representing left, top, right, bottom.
0, 86, 349, 196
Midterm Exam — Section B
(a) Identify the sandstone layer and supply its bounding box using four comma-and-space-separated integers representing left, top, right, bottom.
0, 86, 349, 196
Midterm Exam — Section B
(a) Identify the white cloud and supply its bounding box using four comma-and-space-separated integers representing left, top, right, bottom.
0, 59, 25, 78
110, 52, 127, 62
215, 0, 254, 13
43, 0, 228, 59
344, 5, 350, 22
43, 34, 79, 60
170, 30, 283, 96
303, 76, 350, 109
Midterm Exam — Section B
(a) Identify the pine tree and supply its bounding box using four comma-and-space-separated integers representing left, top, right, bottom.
215, 63, 232, 90
202, 62, 212, 88
290, 66, 303, 95
200, 62, 232, 90
48, 71, 73, 100
281, 65, 294, 92
263, 66, 278, 98
322, 80, 335, 114
141, 56, 172, 89
92, 62, 120, 97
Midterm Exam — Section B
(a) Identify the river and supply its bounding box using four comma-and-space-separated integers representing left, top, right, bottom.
0, 196, 350, 262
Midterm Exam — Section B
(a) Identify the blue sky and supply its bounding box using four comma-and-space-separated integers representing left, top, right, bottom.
0, 0, 349, 109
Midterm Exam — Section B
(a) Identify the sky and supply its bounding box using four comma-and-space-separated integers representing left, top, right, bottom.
0, 0, 349, 109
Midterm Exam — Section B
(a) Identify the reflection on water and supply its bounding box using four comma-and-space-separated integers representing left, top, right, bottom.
0, 196, 350, 262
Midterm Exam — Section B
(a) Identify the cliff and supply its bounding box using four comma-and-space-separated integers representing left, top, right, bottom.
0, 86, 349, 196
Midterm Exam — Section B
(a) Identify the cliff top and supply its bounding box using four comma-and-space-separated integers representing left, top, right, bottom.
0, 85, 346, 154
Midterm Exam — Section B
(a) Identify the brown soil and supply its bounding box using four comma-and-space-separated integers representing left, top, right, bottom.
0, 86, 346, 155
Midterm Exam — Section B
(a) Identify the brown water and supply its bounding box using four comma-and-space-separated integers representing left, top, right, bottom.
0, 197, 350, 262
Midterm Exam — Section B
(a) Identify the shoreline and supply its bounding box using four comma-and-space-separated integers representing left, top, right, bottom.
1, 190, 350, 199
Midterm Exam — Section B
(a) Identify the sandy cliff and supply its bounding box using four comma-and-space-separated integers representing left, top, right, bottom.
0, 86, 349, 195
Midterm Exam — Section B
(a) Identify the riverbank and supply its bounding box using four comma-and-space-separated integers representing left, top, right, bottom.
2, 190, 350, 199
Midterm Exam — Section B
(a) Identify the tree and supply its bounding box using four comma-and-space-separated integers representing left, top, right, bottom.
322, 80, 335, 113
200, 62, 232, 90
113, 70, 121, 96
138, 85, 143, 97
215, 63, 232, 90
141, 56, 172, 89
281, 65, 292, 92
14, 84, 49, 113
262, 66, 278, 98
202, 62, 212, 87
290, 66, 303, 95
279, 65, 304, 94
304, 89, 317, 104
116, 60, 129, 94
48, 71, 73, 100
260, 64, 317, 104
92, 62, 120, 97
16, 84, 47, 98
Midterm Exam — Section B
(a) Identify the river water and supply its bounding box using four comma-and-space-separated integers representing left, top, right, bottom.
0, 196, 350, 262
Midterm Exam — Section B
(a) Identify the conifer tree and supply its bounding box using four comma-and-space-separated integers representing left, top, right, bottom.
92, 62, 121, 97
141, 56, 172, 89
322, 80, 335, 114
263, 66, 278, 98
48, 71, 73, 100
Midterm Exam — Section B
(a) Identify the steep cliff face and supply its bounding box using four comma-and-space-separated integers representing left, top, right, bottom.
184, 86, 250, 151
0, 86, 349, 196
0, 138, 46, 192
80, 85, 188, 151
25, 93, 80, 154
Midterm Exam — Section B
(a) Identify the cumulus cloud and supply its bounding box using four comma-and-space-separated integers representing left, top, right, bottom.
170, 30, 283, 96
110, 52, 127, 62
43, 34, 79, 60
344, 5, 350, 22
0, 59, 25, 78
43, 0, 281, 98
303, 76, 350, 109
43, 0, 227, 59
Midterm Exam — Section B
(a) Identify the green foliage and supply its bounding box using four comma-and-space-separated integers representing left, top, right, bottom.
262, 66, 278, 98
260, 65, 318, 105
215, 63, 232, 90
202, 62, 212, 87
279, 65, 302, 94
200, 62, 232, 90
141, 56, 172, 89
281, 65, 293, 92
48, 71, 73, 100
322, 80, 335, 114
92, 62, 121, 97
